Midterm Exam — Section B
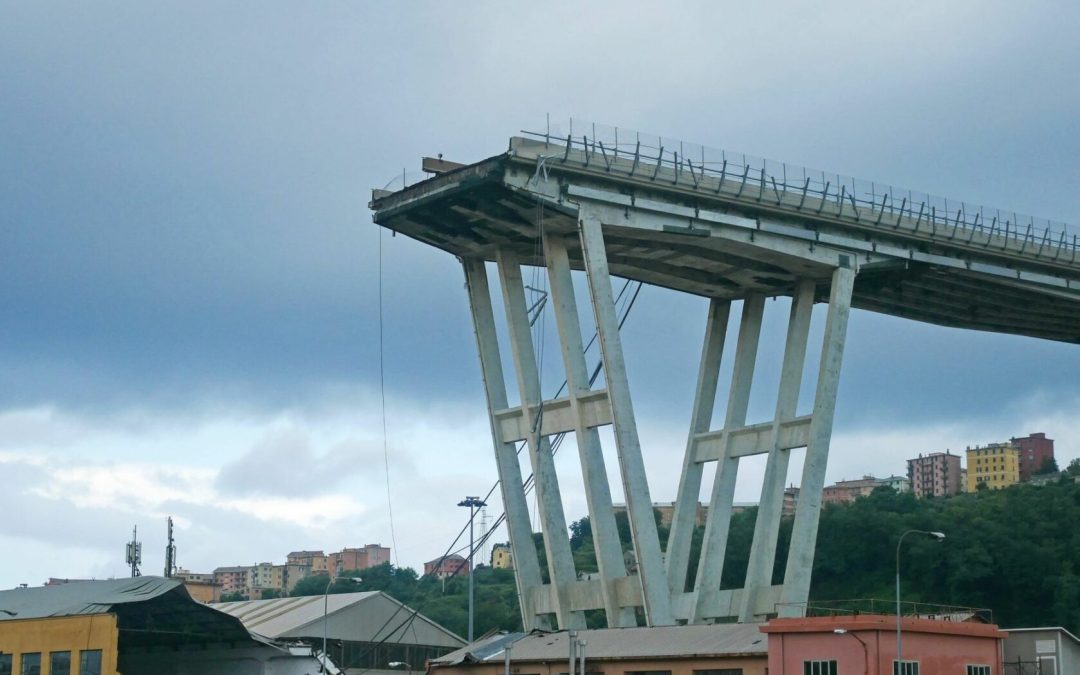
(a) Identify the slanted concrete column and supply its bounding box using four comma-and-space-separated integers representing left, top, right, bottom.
495, 250, 586, 630
692, 294, 765, 622
666, 298, 731, 595
543, 232, 637, 627
779, 265, 856, 616
578, 211, 674, 626
739, 280, 815, 621
461, 258, 549, 631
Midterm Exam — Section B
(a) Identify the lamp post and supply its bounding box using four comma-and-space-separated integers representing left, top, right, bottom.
458, 495, 487, 642
0, 610, 16, 617
833, 629, 869, 675
322, 575, 363, 673
895, 529, 944, 673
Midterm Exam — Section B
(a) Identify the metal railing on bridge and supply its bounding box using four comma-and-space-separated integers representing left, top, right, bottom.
520, 118, 1078, 262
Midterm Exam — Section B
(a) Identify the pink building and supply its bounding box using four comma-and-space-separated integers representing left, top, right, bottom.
762, 614, 1004, 675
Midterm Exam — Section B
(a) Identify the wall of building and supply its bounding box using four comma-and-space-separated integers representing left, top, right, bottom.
0, 614, 119, 675
431, 654, 767, 675
1012, 433, 1055, 481
119, 645, 321, 675
1004, 629, 1080, 675
764, 616, 1003, 675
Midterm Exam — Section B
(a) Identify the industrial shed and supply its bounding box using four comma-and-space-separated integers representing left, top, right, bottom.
213, 591, 465, 674
0, 577, 320, 675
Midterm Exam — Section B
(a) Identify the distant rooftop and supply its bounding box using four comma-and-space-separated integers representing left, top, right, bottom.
432, 624, 768, 666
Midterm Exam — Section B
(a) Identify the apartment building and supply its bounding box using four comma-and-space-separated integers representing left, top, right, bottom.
822, 476, 883, 505
286, 550, 329, 574
1011, 432, 1055, 480
328, 544, 391, 577
907, 450, 962, 498
425, 554, 469, 579
966, 442, 1021, 491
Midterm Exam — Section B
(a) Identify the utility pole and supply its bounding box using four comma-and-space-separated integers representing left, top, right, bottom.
458, 495, 487, 642
164, 517, 176, 578
125, 526, 142, 578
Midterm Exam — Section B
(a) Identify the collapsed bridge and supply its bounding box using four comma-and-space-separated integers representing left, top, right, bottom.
370, 122, 1080, 629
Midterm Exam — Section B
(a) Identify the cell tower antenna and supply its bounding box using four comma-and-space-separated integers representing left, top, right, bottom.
164, 517, 177, 578
125, 526, 142, 578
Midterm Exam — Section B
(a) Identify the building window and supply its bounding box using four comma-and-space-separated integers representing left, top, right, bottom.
695, 670, 743, 675
18, 654, 40, 675
78, 651, 102, 675
0, 655, 11, 675
803, 662, 837, 675
966, 667, 990, 675
49, 653, 71, 675
892, 661, 919, 675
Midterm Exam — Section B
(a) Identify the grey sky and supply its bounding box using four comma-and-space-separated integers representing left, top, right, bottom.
2, 2, 1080, 586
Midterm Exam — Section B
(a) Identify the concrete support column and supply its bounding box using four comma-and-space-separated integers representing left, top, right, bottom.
739, 280, 815, 621
779, 265, 856, 616
543, 232, 637, 627
578, 212, 674, 626
666, 298, 731, 595
495, 250, 586, 630
461, 258, 549, 631
692, 295, 765, 622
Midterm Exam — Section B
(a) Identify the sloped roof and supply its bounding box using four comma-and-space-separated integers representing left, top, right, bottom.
0, 577, 257, 650
213, 591, 464, 648
432, 624, 768, 666
0, 576, 182, 620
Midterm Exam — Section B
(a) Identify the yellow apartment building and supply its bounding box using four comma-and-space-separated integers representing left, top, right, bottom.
966, 442, 1021, 491
490, 543, 513, 570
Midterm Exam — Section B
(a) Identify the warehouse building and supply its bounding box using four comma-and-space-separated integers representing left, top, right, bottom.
213, 591, 465, 674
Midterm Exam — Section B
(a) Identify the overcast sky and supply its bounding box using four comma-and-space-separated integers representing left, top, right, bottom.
3, 2, 1080, 587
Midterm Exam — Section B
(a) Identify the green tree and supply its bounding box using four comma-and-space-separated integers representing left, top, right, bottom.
220, 591, 248, 602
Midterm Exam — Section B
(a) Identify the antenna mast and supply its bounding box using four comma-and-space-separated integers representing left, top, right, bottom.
164, 517, 177, 578
125, 526, 142, 578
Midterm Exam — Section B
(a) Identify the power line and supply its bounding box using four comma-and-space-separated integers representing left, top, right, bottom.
378, 223, 399, 566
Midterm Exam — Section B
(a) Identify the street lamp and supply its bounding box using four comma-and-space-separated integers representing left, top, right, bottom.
0, 610, 16, 617
322, 575, 363, 673
458, 495, 487, 643
833, 629, 869, 675
895, 530, 944, 673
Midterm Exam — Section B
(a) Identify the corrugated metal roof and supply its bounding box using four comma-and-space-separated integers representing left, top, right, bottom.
212, 591, 465, 648
433, 624, 767, 665
0, 577, 182, 620
214, 592, 378, 638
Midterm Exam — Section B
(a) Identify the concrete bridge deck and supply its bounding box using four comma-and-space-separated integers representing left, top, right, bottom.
372, 135, 1080, 343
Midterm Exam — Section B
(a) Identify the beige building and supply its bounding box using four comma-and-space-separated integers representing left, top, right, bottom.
287, 550, 330, 574
967, 442, 1021, 491
907, 450, 962, 497
430, 625, 767, 675
174, 568, 221, 603
490, 543, 513, 569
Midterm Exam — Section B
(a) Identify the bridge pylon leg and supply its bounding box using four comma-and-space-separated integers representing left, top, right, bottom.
779, 264, 856, 616
578, 211, 675, 626
543, 232, 638, 628
495, 250, 587, 630
461, 258, 550, 631
691, 294, 765, 623
739, 279, 816, 621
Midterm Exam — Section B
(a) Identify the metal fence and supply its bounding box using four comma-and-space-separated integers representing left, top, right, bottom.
775, 598, 992, 622
520, 117, 1078, 259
